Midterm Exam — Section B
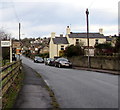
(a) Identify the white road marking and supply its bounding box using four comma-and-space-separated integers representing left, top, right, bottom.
44, 80, 50, 86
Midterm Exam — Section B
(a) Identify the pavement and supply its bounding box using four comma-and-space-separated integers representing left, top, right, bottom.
73, 66, 120, 75
13, 64, 52, 109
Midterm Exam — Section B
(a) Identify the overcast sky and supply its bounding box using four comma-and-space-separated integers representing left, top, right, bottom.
0, 0, 119, 39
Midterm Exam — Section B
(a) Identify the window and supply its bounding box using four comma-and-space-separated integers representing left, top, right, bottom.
76, 39, 79, 41
95, 39, 99, 44
61, 45, 64, 50
76, 39, 79, 45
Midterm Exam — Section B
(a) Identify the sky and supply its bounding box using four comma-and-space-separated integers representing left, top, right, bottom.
0, 0, 119, 39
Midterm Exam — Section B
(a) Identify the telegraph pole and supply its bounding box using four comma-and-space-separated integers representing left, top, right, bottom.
86, 8, 90, 68
18, 23, 21, 60
19, 23, 21, 41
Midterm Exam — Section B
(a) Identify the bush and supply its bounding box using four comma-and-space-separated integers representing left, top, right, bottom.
38, 52, 49, 58
64, 45, 84, 57
95, 43, 114, 56
114, 36, 120, 53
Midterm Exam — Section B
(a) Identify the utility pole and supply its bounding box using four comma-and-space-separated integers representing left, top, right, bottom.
86, 8, 90, 68
19, 23, 21, 41
18, 23, 21, 60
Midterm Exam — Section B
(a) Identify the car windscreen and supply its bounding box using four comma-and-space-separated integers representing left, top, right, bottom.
36, 57, 43, 60
59, 58, 68, 61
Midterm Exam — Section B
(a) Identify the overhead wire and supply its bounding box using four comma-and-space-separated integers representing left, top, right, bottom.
88, 0, 96, 9
10, 0, 20, 23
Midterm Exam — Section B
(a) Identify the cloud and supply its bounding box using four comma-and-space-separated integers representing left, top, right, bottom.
0, 0, 119, 39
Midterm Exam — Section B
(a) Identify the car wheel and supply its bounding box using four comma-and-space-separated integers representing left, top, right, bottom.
55, 64, 57, 67
58, 64, 61, 68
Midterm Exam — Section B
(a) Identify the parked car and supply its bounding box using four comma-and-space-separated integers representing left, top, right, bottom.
48, 58, 56, 66
34, 56, 44, 63
45, 58, 54, 65
54, 58, 72, 68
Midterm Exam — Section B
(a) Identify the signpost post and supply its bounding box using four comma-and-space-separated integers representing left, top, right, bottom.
10, 39, 12, 63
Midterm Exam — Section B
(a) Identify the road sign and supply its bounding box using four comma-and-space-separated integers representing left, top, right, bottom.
12, 42, 21, 48
1, 41, 11, 47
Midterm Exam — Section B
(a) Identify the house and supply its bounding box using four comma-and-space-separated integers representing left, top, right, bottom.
106, 35, 118, 46
66, 26, 106, 46
49, 33, 69, 58
49, 26, 107, 58
40, 46, 49, 54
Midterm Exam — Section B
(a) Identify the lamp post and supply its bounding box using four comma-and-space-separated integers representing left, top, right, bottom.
86, 8, 90, 68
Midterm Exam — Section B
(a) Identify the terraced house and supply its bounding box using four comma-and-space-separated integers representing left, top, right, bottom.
49, 26, 107, 58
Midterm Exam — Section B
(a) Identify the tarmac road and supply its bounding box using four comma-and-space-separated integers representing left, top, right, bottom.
21, 56, 118, 108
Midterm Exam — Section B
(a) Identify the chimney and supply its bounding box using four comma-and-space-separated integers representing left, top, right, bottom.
109, 35, 112, 38
60, 34, 63, 37
99, 28, 103, 34
66, 26, 71, 35
51, 32, 55, 38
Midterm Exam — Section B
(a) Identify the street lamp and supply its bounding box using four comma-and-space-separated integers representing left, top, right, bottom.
86, 8, 90, 68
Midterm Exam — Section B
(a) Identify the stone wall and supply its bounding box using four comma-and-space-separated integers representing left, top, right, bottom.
68, 56, 120, 71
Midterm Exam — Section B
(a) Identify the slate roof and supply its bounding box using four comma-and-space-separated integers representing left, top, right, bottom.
106, 36, 112, 41
68, 32, 106, 38
53, 37, 69, 44
106, 35, 119, 41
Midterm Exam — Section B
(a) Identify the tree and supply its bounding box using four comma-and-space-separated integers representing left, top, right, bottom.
114, 36, 120, 53
0, 29, 11, 61
0, 29, 11, 40
64, 45, 84, 57
95, 42, 114, 55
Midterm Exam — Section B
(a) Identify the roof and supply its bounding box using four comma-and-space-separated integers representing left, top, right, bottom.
68, 32, 106, 38
106, 36, 112, 41
53, 37, 69, 44
106, 35, 119, 41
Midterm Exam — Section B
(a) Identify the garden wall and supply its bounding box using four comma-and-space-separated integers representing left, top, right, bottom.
68, 56, 120, 71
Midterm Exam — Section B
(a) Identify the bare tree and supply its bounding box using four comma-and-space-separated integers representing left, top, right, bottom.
0, 29, 11, 40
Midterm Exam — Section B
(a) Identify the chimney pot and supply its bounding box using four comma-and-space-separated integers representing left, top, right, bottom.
51, 32, 55, 38
60, 34, 63, 37
66, 26, 71, 35
99, 28, 103, 34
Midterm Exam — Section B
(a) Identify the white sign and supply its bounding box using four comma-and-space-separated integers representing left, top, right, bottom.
1, 41, 11, 47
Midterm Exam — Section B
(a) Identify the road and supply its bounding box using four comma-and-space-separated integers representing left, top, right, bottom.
21, 56, 118, 108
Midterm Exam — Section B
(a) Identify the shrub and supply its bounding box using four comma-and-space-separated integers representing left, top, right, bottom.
64, 45, 84, 57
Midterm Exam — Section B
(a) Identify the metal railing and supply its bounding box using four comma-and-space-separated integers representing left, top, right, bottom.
1, 60, 22, 96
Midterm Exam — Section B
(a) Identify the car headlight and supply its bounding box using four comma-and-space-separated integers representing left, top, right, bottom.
60, 61, 65, 65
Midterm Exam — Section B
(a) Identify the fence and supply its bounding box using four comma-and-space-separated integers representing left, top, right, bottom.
1, 60, 22, 96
